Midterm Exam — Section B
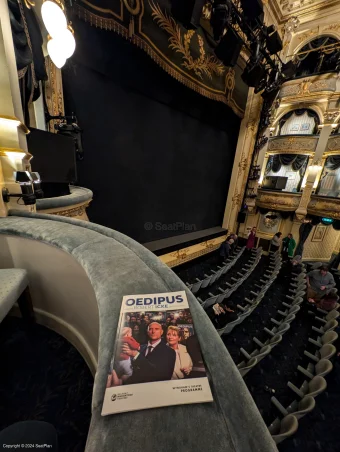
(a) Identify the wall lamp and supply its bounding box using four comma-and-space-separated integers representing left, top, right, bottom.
1, 171, 43, 206
42, 0, 76, 68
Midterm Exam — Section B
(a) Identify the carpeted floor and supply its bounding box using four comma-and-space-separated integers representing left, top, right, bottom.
0, 317, 93, 452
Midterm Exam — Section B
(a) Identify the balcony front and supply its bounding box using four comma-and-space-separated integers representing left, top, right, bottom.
308, 195, 340, 220
278, 73, 338, 101
267, 135, 318, 155
256, 189, 301, 212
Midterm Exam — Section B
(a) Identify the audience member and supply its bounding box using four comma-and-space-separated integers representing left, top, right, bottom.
307, 265, 336, 303
246, 227, 256, 251
311, 288, 339, 311
282, 233, 296, 261
279, 255, 303, 281
219, 238, 234, 264
271, 232, 282, 252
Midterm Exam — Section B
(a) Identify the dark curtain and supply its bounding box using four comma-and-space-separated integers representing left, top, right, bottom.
325, 155, 340, 171
278, 109, 319, 135
269, 154, 308, 174
294, 222, 314, 257
62, 16, 240, 243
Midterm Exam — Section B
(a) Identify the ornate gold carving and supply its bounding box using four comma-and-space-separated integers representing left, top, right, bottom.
53, 203, 90, 218
283, 16, 300, 34
161, 236, 227, 267
232, 192, 241, 211
268, 136, 317, 154
298, 27, 318, 42
149, 1, 225, 80
123, 0, 141, 15
44, 56, 65, 133
23, 0, 35, 9
308, 195, 340, 219
327, 136, 340, 153
324, 110, 340, 124
324, 23, 340, 32
202, 2, 212, 19
238, 151, 248, 171
279, 74, 337, 99
256, 190, 301, 211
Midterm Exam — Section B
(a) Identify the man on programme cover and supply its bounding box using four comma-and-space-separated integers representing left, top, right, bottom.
122, 322, 176, 384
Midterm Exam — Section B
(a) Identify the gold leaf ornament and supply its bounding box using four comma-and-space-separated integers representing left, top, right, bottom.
149, 0, 225, 80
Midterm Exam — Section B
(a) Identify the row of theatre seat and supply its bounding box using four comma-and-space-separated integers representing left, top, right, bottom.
184, 247, 339, 446
267, 286, 339, 444
186, 246, 245, 294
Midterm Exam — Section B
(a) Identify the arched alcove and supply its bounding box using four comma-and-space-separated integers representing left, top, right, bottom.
293, 35, 340, 77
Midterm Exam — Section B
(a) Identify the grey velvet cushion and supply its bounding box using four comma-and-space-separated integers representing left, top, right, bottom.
0, 269, 28, 323
1, 212, 277, 452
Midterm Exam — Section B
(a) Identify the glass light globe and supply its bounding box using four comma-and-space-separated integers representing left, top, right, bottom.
57, 28, 76, 58
41, 1, 67, 38
47, 37, 66, 68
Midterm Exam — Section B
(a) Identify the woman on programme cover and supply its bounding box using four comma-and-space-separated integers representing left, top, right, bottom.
166, 326, 193, 379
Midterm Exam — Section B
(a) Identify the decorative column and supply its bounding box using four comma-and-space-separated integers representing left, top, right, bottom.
0, 0, 31, 216
222, 89, 263, 233
295, 125, 333, 222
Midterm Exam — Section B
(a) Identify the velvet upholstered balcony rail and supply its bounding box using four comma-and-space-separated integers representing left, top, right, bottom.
0, 211, 277, 452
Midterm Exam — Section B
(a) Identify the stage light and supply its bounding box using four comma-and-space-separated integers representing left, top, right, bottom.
5, 171, 36, 205
240, 0, 263, 19
41, 0, 67, 38
214, 29, 243, 67
171, 0, 206, 29
266, 30, 283, 55
211, 0, 230, 41
30, 172, 44, 199
47, 36, 66, 68
242, 61, 266, 89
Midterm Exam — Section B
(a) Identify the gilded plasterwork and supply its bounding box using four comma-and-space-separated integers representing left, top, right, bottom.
256, 190, 301, 211
159, 235, 227, 267
308, 195, 340, 219
267, 136, 317, 153
149, 1, 224, 80
327, 136, 340, 153
279, 74, 337, 99
44, 56, 65, 133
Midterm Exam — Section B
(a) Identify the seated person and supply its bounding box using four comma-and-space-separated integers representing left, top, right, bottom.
279, 255, 303, 281
219, 238, 234, 264
206, 301, 238, 329
311, 288, 339, 311
307, 265, 336, 303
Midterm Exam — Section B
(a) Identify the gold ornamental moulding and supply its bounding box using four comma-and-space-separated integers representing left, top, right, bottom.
0, 114, 30, 134
0, 147, 27, 156
266, 136, 317, 155
326, 136, 340, 155
308, 195, 340, 220
256, 190, 301, 212
278, 74, 338, 100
